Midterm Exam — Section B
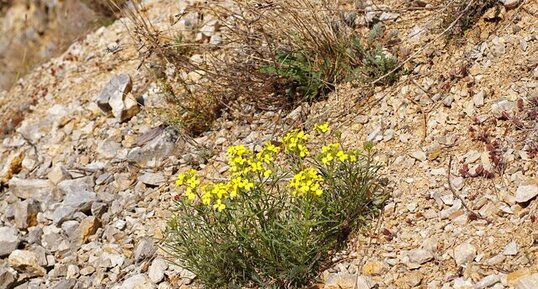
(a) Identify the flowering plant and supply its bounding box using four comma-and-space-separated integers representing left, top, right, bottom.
166, 123, 385, 288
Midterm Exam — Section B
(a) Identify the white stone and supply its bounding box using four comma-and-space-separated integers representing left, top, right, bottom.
121, 274, 155, 289
503, 241, 518, 256
148, 258, 168, 284
511, 273, 538, 289
453, 242, 476, 266
473, 91, 485, 107
475, 274, 500, 289
500, 0, 522, 9
408, 248, 433, 264
515, 184, 538, 203
411, 150, 427, 162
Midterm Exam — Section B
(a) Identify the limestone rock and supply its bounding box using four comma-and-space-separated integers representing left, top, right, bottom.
0, 150, 24, 185
14, 199, 40, 229
97, 74, 132, 113
515, 184, 538, 203
8, 177, 54, 201
148, 258, 168, 283
0, 226, 20, 257
71, 216, 101, 246
0, 267, 16, 289
500, 0, 522, 9
138, 172, 166, 187
408, 248, 434, 264
509, 272, 538, 289
119, 274, 155, 289
8, 250, 47, 277
127, 127, 181, 168
453, 242, 476, 266
134, 238, 157, 262
324, 273, 358, 289
96, 74, 140, 122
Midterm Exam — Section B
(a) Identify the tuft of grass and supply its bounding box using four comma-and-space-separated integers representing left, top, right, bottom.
442, 0, 498, 40
122, 0, 401, 135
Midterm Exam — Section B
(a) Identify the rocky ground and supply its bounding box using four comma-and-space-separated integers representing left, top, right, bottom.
0, 0, 537, 288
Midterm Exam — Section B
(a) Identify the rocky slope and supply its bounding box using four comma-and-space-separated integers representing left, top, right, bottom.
0, 0, 537, 288
0, 0, 115, 91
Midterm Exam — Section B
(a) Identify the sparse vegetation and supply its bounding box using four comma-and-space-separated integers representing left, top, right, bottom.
122, 0, 401, 135
166, 124, 386, 288
442, 0, 498, 39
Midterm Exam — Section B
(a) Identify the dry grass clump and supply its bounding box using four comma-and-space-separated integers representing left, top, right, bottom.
121, 0, 401, 135
441, 0, 498, 39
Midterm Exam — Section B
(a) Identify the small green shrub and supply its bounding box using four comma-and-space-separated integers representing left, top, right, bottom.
165, 123, 386, 288
260, 19, 400, 100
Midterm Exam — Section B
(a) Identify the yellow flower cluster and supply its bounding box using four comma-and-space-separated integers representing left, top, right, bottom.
283, 129, 310, 158
175, 169, 201, 201
314, 122, 329, 134
319, 143, 357, 164
228, 143, 279, 178
201, 176, 254, 211
176, 143, 281, 212
289, 168, 323, 197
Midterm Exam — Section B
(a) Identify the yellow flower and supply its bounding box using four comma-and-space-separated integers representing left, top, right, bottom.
185, 187, 196, 202
263, 169, 273, 178
283, 129, 310, 158
176, 169, 197, 186
210, 183, 229, 199
213, 199, 226, 211
201, 190, 212, 205
320, 143, 340, 164
314, 122, 330, 134
336, 150, 348, 162
249, 160, 263, 172
289, 168, 323, 197
176, 170, 200, 203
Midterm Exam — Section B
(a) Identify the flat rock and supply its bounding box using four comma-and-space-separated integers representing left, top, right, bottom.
475, 274, 500, 289
52, 279, 77, 289
119, 274, 155, 289
410, 150, 427, 162
127, 128, 181, 168
0, 226, 20, 257
491, 99, 516, 116
138, 172, 166, 186
58, 176, 95, 196
509, 272, 538, 289
504, 241, 518, 256
473, 91, 485, 107
63, 189, 97, 213
134, 238, 157, 262
8, 250, 47, 277
324, 273, 358, 289
97, 140, 121, 159
515, 184, 538, 203
356, 275, 375, 289
52, 204, 77, 225
408, 248, 434, 264
8, 177, 54, 201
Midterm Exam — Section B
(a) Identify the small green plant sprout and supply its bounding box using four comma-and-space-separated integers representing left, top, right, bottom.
166, 123, 386, 288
